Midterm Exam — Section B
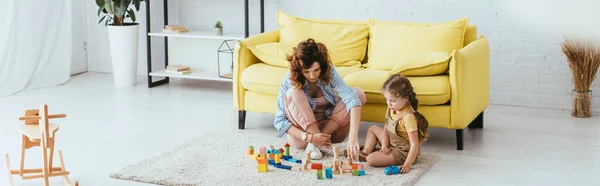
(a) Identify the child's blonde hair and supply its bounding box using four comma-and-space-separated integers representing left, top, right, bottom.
381, 74, 429, 141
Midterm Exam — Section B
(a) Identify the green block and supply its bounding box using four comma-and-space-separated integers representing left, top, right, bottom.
353, 170, 359, 176
317, 169, 323, 180
249, 146, 254, 150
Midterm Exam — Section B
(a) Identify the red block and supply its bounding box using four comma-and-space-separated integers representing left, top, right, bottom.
311, 163, 323, 170
279, 148, 284, 154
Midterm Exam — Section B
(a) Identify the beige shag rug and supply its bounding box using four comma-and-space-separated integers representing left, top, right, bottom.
110, 132, 440, 186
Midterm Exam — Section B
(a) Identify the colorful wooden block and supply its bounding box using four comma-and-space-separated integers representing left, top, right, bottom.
275, 154, 281, 164
279, 148, 284, 154
260, 146, 266, 157
258, 164, 268, 172
317, 169, 323, 180
296, 159, 302, 164
353, 170, 359, 176
357, 164, 363, 170
359, 169, 365, 176
282, 156, 292, 160
258, 159, 268, 173
258, 158, 268, 164
325, 168, 333, 179
333, 169, 340, 175
275, 164, 292, 170
311, 163, 323, 170
352, 164, 357, 170
284, 143, 290, 156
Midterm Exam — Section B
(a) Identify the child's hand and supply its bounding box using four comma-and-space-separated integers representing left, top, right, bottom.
379, 147, 391, 155
399, 164, 411, 174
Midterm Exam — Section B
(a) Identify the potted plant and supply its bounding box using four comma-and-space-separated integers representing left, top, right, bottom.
560, 36, 600, 118
96, 0, 142, 86
215, 21, 223, 36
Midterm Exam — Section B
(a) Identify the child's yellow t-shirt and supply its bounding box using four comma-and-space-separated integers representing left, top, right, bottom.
390, 106, 418, 141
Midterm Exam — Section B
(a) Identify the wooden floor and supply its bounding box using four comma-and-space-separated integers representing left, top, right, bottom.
0, 72, 598, 186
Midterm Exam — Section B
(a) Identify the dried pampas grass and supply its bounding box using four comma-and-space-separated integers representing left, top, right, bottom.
560, 36, 600, 118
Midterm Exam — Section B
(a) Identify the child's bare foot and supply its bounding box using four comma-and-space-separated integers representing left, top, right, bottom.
343, 149, 369, 162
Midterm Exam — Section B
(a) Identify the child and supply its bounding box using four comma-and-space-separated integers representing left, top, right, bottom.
359, 74, 429, 174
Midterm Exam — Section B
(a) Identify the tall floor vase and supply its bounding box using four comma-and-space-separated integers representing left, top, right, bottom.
107, 23, 139, 87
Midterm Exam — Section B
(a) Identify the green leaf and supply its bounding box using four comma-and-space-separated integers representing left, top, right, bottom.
98, 15, 106, 24
134, 0, 140, 11
128, 9, 136, 23
97, 6, 104, 16
105, 1, 114, 15
95, 0, 104, 7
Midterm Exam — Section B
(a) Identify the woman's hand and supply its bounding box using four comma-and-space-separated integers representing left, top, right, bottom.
310, 133, 331, 147
346, 137, 360, 162
399, 164, 411, 174
346, 106, 362, 162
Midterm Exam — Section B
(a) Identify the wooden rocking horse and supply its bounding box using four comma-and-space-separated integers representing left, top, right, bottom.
5, 104, 79, 186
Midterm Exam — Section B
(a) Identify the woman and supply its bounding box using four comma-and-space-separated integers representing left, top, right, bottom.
273, 38, 366, 160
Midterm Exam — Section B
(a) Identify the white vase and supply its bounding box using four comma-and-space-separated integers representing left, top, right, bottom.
107, 23, 139, 87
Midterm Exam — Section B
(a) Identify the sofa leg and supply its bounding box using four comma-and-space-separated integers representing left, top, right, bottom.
456, 129, 463, 150
468, 111, 484, 129
238, 110, 246, 130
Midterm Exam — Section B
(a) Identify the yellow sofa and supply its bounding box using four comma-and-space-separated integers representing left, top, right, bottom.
233, 11, 489, 150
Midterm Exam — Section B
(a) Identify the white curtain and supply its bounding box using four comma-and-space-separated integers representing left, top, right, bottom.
0, 0, 72, 98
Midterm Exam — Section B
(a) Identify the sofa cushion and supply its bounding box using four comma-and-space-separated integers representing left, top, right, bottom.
389, 52, 451, 76
241, 63, 364, 96
344, 68, 451, 105
366, 17, 469, 71
276, 11, 368, 67
247, 42, 292, 68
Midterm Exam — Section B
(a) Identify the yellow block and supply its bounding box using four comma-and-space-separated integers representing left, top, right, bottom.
275, 154, 281, 164
258, 164, 268, 173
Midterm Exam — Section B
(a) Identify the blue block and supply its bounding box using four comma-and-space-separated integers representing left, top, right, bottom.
274, 164, 292, 170
268, 160, 275, 165
282, 156, 292, 160
359, 170, 365, 176
296, 159, 302, 164
286, 158, 295, 162
325, 168, 332, 179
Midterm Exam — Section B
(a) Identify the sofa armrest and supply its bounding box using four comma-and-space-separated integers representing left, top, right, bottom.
449, 35, 490, 129
233, 29, 280, 110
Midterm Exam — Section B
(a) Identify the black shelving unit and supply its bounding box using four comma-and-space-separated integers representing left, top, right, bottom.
145, 0, 265, 88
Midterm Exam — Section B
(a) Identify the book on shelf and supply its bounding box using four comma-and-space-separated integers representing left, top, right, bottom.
166, 64, 190, 71
166, 69, 191, 75
163, 25, 188, 33
165, 64, 191, 75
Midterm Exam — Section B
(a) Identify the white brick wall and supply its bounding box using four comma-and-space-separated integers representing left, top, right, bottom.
126, 0, 600, 112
